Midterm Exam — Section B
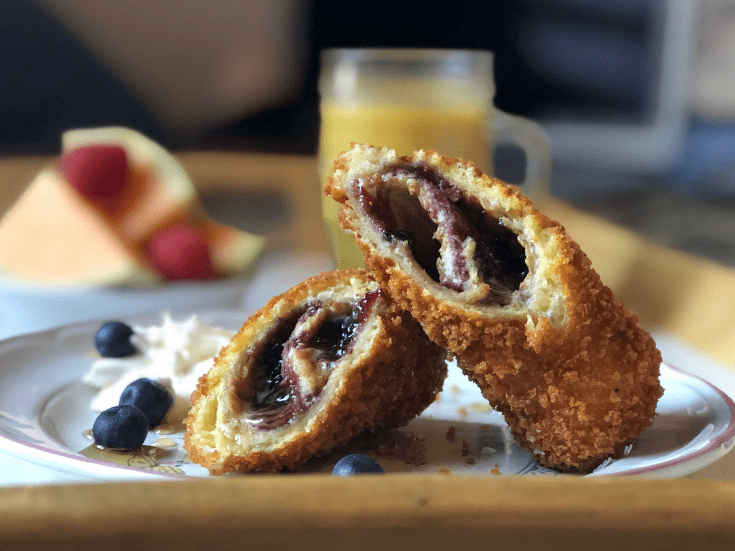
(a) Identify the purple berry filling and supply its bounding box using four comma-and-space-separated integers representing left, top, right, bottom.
357, 161, 528, 305
231, 290, 381, 430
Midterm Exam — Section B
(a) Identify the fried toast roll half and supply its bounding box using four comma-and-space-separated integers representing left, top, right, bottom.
185, 269, 447, 474
325, 144, 662, 472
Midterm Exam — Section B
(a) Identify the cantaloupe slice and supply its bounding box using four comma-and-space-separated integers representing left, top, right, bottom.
109, 164, 194, 244
61, 126, 196, 205
61, 127, 198, 245
199, 220, 266, 278
61, 127, 266, 280
0, 127, 265, 286
0, 170, 159, 286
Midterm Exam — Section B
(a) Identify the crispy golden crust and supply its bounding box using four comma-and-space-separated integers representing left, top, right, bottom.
184, 269, 447, 474
325, 144, 663, 473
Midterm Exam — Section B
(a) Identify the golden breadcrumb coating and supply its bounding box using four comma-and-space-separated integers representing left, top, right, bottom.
184, 269, 447, 474
325, 144, 663, 473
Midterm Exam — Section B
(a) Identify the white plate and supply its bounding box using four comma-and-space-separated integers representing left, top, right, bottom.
0, 310, 733, 481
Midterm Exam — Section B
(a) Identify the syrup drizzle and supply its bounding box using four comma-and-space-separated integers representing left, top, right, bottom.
79, 428, 184, 474
151, 437, 177, 448
154, 423, 177, 435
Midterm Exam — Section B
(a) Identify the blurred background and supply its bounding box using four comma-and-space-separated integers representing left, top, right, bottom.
1, 0, 734, 266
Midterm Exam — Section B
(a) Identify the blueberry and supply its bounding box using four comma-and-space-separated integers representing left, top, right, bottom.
92, 405, 149, 449
95, 321, 136, 357
119, 378, 173, 427
332, 454, 385, 476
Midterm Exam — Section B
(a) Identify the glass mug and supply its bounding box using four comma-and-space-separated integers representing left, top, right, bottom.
318, 48, 552, 269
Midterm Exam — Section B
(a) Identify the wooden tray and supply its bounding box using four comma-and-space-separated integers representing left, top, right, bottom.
1, 152, 734, 549
1, 475, 735, 550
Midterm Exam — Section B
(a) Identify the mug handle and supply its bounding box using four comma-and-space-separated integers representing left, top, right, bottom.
490, 109, 553, 205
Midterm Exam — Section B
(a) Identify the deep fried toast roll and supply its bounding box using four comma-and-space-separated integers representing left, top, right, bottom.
185, 269, 447, 474
325, 144, 663, 472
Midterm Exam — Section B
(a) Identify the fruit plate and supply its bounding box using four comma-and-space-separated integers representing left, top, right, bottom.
0, 310, 734, 482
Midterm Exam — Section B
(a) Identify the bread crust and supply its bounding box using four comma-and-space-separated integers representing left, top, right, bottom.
325, 144, 663, 472
184, 269, 447, 474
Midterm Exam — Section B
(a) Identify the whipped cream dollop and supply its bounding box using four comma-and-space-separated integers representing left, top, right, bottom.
82, 313, 235, 423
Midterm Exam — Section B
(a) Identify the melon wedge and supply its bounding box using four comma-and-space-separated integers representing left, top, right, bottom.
1, 127, 265, 286
61, 127, 266, 279
0, 170, 159, 286
61, 127, 197, 245
199, 220, 266, 278
61, 126, 196, 206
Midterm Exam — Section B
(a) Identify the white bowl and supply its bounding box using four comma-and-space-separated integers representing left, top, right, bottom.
0, 276, 250, 341
0, 251, 336, 341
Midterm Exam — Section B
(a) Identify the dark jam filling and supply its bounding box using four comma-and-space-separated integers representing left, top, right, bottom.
304, 315, 359, 362
360, 161, 527, 305
294, 288, 379, 363
362, 184, 441, 282
232, 308, 304, 426
458, 195, 528, 297
233, 289, 381, 430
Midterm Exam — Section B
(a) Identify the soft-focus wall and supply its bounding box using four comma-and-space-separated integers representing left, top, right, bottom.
36, 0, 308, 134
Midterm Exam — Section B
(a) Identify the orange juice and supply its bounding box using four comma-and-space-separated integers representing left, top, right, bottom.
317, 49, 551, 270
319, 102, 491, 268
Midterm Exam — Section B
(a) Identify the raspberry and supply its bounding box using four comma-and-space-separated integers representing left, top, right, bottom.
60, 145, 129, 199
146, 223, 214, 281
